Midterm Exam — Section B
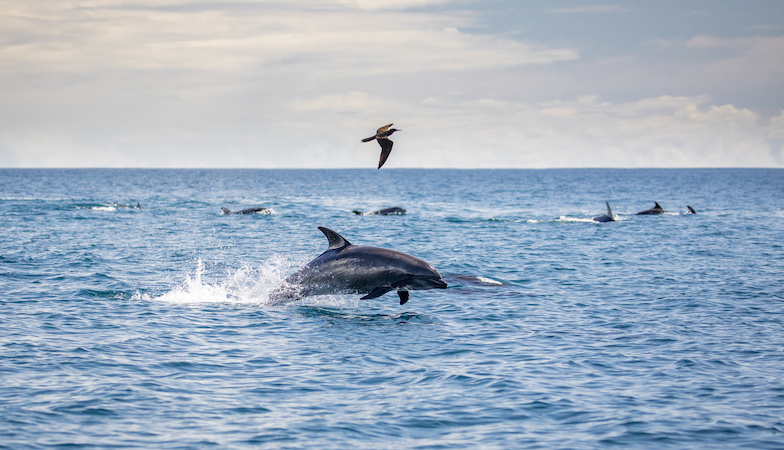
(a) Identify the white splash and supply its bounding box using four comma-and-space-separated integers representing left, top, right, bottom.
556, 216, 598, 223
476, 276, 503, 286
151, 257, 294, 306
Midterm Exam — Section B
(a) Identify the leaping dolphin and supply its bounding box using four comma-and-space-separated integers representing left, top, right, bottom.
636, 202, 667, 215
221, 207, 270, 215
269, 227, 447, 305
593, 201, 615, 223
352, 207, 406, 216
361, 123, 400, 169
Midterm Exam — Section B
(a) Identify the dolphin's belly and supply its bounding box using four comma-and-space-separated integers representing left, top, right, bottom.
295, 258, 409, 296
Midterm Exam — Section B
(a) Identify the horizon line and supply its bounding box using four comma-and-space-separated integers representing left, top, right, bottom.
2, 166, 783, 171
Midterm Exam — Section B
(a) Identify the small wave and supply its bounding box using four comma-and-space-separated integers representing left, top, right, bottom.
475, 276, 504, 286
91, 206, 117, 212
556, 216, 598, 223
487, 218, 529, 223
446, 274, 506, 287
298, 306, 434, 325
1, 196, 70, 201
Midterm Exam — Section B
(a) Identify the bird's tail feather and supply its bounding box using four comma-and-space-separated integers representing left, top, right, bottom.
361, 136, 375, 142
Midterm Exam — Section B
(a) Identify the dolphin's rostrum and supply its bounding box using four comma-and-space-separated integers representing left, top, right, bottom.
361, 123, 400, 169
269, 227, 446, 305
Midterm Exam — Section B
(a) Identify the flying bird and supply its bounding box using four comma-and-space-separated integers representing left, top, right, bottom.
361, 123, 400, 169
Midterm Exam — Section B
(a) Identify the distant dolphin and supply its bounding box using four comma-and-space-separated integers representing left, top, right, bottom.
592, 201, 615, 223
221, 207, 270, 215
361, 123, 400, 169
352, 207, 406, 216
636, 202, 667, 215
686, 205, 697, 214
269, 227, 447, 305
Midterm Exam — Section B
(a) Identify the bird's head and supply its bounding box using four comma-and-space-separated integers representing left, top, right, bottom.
387, 128, 400, 135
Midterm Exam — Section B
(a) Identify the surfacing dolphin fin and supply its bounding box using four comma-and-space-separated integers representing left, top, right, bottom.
318, 226, 351, 250
605, 201, 613, 218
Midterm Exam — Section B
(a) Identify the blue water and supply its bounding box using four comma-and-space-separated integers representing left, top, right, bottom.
2, 168, 783, 448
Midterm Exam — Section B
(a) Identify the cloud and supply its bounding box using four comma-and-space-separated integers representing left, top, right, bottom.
0, 1, 576, 78
548, 5, 626, 14
370, 95, 780, 169
338, 0, 454, 9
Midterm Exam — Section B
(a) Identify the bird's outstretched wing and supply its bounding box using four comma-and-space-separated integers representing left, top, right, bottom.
377, 138, 393, 169
376, 123, 393, 135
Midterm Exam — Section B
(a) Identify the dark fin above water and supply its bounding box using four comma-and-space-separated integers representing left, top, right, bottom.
398, 291, 409, 305
318, 227, 352, 250
654, 202, 663, 209
221, 207, 231, 215
687, 205, 696, 214
605, 201, 613, 218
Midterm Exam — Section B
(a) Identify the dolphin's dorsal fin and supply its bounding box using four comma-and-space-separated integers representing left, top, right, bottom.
654, 202, 662, 209
605, 201, 613, 218
318, 227, 351, 250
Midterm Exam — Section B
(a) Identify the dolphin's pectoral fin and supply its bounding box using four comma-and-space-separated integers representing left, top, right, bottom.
361, 276, 415, 301
360, 286, 394, 300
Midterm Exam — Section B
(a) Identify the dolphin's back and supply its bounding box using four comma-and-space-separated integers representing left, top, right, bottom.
593, 201, 614, 222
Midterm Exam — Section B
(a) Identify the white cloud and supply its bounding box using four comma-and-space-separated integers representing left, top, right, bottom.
769, 110, 784, 138
371, 95, 780, 169
338, 0, 453, 9
0, 1, 575, 78
548, 5, 626, 14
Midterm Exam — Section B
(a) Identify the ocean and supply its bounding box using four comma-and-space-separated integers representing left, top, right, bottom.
1, 168, 783, 448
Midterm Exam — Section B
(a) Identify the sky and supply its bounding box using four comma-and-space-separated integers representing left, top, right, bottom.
1, 0, 783, 168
